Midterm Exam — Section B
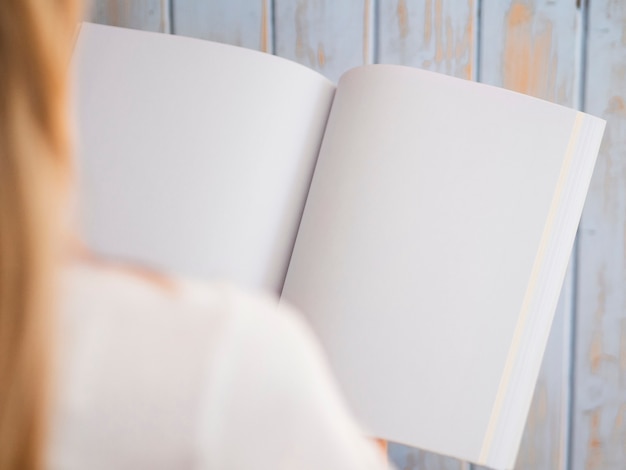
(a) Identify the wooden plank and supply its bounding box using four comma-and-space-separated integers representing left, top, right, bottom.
378, 2, 476, 469
574, 1, 626, 469
378, 0, 477, 80
87, 0, 169, 32
273, 0, 373, 82
479, 2, 581, 470
172, 0, 271, 52
480, 1, 579, 102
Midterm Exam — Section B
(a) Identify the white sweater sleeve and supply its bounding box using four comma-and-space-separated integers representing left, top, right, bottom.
196, 288, 392, 470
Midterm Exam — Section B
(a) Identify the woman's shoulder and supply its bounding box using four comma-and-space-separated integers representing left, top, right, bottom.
52, 259, 388, 470
51, 259, 302, 469
56, 258, 304, 393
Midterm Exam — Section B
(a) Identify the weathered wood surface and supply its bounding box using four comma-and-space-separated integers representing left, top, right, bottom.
88, 0, 170, 33
378, 0, 477, 80
378, 2, 476, 468
480, 1, 580, 103
172, 0, 271, 52
575, 1, 626, 469
274, 0, 373, 82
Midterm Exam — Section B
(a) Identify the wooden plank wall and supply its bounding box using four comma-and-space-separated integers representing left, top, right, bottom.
86, 1, 624, 469
576, 2, 626, 470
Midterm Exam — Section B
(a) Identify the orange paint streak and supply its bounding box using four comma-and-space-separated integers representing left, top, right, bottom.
260, 0, 269, 52
418, 0, 474, 80
590, 330, 604, 374
317, 43, 326, 67
396, 0, 409, 39
607, 405, 626, 466
434, 0, 443, 62
590, 270, 610, 374
508, 2, 531, 27
613, 404, 626, 432
504, 3, 532, 93
424, 0, 432, 46
586, 409, 603, 470
464, 0, 475, 80
607, 96, 626, 116
502, 2, 557, 100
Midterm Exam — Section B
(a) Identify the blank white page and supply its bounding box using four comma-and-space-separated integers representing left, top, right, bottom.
72, 23, 334, 293
282, 65, 604, 468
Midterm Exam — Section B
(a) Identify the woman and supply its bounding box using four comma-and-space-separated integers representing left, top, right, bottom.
0, 1, 391, 469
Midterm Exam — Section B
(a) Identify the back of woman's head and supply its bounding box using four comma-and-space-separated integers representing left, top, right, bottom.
0, 1, 80, 469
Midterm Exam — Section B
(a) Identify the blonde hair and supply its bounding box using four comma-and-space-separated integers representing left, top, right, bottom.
0, 1, 80, 469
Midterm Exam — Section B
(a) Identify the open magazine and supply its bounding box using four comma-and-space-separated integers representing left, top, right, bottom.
72, 22, 605, 469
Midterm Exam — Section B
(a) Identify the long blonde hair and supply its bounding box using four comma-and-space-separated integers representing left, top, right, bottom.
0, 1, 80, 469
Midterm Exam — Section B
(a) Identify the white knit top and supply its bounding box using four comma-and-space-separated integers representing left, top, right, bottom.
47, 261, 390, 469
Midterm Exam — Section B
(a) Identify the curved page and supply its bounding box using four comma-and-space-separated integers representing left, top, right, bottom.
72, 23, 335, 293
281, 65, 604, 468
